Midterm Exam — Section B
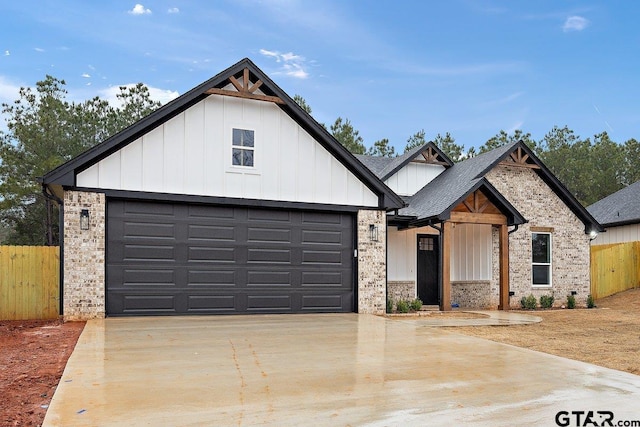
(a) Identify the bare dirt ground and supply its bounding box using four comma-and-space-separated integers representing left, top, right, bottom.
0, 319, 84, 427
448, 288, 640, 376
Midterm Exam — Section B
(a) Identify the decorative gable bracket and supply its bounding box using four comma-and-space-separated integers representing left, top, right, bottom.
500, 146, 540, 169
205, 67, 285, 105
412, 146, 451, 166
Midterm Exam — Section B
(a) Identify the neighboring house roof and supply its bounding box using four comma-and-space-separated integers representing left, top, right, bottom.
355, 142, 453, 181
371, 141, 602, 233
41, 58, 404, 210
587, 180, 640, 227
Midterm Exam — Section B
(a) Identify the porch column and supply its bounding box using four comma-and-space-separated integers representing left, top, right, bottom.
498, 223, 510, 310
440, 221, 452, 311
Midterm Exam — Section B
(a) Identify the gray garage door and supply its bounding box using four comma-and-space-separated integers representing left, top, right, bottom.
106, 200, 354, 316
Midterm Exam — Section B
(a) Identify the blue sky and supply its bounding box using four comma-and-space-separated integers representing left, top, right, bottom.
1, 1, 638, 152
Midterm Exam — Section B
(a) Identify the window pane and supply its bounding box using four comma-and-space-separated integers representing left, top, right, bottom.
232, 148, 242, 165
243, 149, 254, 166
232, 129, 242, 146
532, 233, 550, 263
533, 265, 550, 285
242, 130, 254, 147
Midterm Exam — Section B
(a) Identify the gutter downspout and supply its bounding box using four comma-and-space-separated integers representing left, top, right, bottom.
42, 184, 64, 317
508, 224, 519, 235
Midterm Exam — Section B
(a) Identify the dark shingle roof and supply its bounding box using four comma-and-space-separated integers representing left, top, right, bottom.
587, 180, 640, 227
399, 142, 525, 224
395, 141, 602, 233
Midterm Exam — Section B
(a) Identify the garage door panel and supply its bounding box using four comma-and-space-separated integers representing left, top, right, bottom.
188, 246, 236, 262
247, 248, 291, 263
107, 200, 354, 315
246, 295, 292, 311
188, 270, 236, 286
247, 227, 291, 243
301, 294, 346, 310
123, 244, 175, 261
188, 204, 235, 219
187, 295, 237, 311
188, 224, 236, 241
247, 271, 291, 286
123, 268, 176, 286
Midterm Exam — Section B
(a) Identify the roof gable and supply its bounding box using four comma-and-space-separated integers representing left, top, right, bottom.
356, 142, 453, 181
588, 180, 640, 227
396, 141, 603, 233
42, 58, 403, 210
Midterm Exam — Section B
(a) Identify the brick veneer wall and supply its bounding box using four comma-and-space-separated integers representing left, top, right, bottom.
387, 281, 416, 303
487, 165, 591, 308
63, 190, 106, 320
451, 281, 493, 308
357, 210, 387, 314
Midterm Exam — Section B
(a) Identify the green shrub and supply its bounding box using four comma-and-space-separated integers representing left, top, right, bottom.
396, 300, 409, 313
409, 298, 423, 312
567, 294, 576, 309
520, 294, 537, 310
539, 294, 555, 309
387, 298, 394, 314
587, 294, 596, 309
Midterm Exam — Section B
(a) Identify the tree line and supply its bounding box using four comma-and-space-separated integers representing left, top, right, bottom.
0, 79, 636, 245
296, 95, 638, 208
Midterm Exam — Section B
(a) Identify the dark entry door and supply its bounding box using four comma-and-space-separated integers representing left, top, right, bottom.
417, 234, 439, 305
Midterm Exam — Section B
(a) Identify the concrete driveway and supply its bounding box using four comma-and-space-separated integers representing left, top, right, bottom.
44, 314, 640, 426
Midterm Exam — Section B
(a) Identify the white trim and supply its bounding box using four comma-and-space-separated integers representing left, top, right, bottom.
226, 123, 261, 175
531, 231, 552, 287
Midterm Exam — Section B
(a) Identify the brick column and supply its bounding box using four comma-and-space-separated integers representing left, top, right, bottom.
357, 210, 386, 314
63, 190, 106, 320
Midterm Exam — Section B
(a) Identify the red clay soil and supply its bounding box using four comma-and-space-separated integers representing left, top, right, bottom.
0, 319, 84, 427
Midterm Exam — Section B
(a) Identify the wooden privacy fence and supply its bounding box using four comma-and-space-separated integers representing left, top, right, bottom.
0, 246, 60, 320
591, 241, 640, 300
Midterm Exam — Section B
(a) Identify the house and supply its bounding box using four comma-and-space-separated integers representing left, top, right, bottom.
357, 141, 602, 310
587, 180, 640, 297
587, 180, 640, 245
42, 58, 404, 319
42, 58, 601, 320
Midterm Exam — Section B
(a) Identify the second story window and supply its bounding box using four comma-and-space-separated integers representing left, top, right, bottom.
232, 128, 254, 167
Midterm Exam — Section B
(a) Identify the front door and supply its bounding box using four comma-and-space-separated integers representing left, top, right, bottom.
417, 234, 439, 305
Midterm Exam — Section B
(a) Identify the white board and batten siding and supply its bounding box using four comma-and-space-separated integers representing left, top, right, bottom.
387, 223, 492, 282
384, 162, 445, 196
77, 96, 379, 208
387, 226, 438, 281
593, 224, 640, 245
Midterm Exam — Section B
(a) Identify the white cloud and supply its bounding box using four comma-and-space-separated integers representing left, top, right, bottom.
34, 47, 45, 52
506, 121, 525, 134
259, 49, 309, 79
98, 84, 179, 106
563, 16, 589, 32
129, 4, 152, 15
167, 7, 179, 14
4, 50, 9, 56
81, 73, 91, 78
0, 76, 21, 104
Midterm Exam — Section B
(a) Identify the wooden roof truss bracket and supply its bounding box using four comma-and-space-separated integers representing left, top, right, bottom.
204, 68, 285, 104
500, 146, 540, 169
412, 146, 451, 166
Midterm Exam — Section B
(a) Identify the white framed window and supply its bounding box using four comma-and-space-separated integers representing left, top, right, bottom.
532, 232, 552, 286
231, 128, 254, 167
